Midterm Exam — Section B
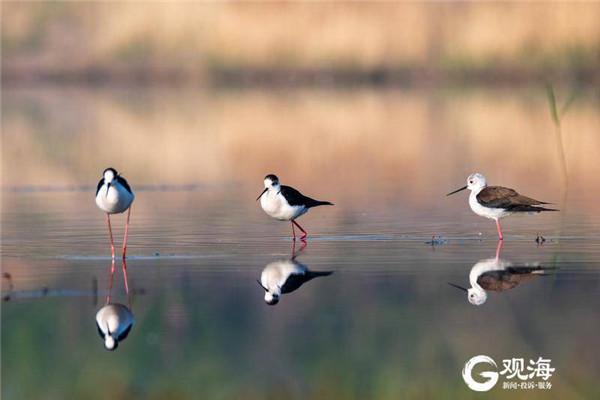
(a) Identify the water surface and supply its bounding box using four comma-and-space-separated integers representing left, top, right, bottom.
2, 87, 599, 400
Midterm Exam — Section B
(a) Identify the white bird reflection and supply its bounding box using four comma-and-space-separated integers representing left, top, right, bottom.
448, 240, 552, 306
257, 241, 333, 305
96, 259, 135, 350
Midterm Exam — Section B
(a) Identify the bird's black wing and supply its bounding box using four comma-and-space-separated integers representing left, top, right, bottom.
478, 269, 546, 291
476, 186, 555, 212
95, 178, 105, 196
117, 323, 133, 341
280, 270, 334, 294
477, 271, 522, 291
280, 185, 333, 208
117, 176, 133, 194
280, 273, 309, 294
279, 185, 312, 207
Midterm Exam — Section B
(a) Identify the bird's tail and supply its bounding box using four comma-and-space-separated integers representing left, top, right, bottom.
307, 200, 334, 208
306, 271, 334, 279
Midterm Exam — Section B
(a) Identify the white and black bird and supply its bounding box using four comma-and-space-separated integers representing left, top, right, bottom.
95, 168, 135, 258
256, 174, 333, 240
448, 258, 550, 306
257, 258, 333, 305
96, 303, 135, 350
447, 173, 557, 240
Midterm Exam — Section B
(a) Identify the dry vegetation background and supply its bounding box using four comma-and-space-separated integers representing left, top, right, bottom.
2, 2, 599, 84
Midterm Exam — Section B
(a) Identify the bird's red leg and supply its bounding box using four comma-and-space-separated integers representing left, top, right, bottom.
298, 238, 307, 251
122, 207, 131, 259
495, 239, 503, 260
106, 259, 115, 304
106, 213, 116, 259
290, 239, 307, 260
122, 259, 130, 300
291, 220, 296, 241
495, 219, 504, 241
292, 220, 308, 240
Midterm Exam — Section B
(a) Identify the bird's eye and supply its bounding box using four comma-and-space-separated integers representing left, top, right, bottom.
469, 180, 473, 184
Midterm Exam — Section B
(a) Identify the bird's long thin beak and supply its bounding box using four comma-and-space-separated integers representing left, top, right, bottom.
447, 282, 468, 292
256, 188, 268, 201
446, 185, 468, 196
256, 279, 268, 291
106, 182, 111, 196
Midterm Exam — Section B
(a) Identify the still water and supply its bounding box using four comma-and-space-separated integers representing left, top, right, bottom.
2, 86, 599, 399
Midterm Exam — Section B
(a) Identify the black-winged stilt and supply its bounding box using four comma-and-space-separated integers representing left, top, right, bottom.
257, 241, 333, 305
95, 259, 134, 350
256, 174, 333, 240
95, 168, 135, 258
447, 173, 557, 240
448, 241, 551, 305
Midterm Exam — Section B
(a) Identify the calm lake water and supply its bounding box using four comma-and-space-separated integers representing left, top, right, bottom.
2, 86, 600, 399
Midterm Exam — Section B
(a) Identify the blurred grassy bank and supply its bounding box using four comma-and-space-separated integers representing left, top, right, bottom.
2, 2, 599, 86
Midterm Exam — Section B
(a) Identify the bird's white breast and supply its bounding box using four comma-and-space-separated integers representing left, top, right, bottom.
468, 190, 509, 220
260, 190, 306, 221
95, 304, 134, 335
261, 260, 306, 292
96, 183, 135, 214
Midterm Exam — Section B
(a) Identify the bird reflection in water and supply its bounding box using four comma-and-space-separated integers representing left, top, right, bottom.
257, 240, 333, 305
96, 259, 135, 350
448, 240, 552, 306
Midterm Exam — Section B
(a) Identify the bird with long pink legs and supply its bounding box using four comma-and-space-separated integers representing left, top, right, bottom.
96, 259, 134, 351
95, 168, 135, 258
257, 174, 333, 241
257, 241, 333, 306
447, 173, 557, 240
447, 239, 551, 306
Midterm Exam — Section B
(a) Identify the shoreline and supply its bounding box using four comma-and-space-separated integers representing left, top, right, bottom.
2, 66, 598, 89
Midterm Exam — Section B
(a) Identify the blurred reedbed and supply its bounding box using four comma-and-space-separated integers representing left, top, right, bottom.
2, 2, 599, 84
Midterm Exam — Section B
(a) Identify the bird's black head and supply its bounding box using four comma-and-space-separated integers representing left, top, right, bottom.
264, 174, 279, 185
102, 168, 118, 182
102, 328, 119, 351
104, 340, 119, 351
265, 296, 280, 306
257, 174, 280, 200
